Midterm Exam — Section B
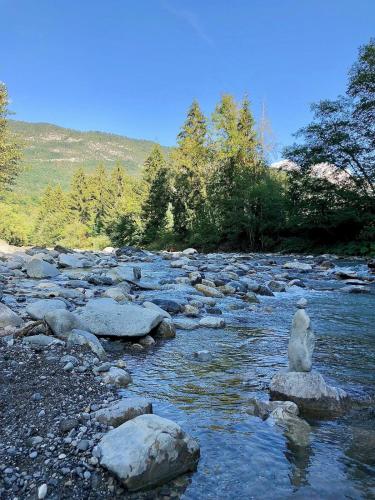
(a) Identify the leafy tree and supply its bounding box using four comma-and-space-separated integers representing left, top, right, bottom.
284, 39, 375, 194
0, 83, 22, 193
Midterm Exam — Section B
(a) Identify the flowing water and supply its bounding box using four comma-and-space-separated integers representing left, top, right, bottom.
118, 254, 374, 499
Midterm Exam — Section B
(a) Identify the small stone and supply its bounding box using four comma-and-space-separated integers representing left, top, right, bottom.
29, 451, 38, 459
296, 298, 308, 309
38, 483, 48, 499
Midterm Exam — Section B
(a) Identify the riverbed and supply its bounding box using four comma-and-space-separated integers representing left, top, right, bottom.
117, 253, 375, 499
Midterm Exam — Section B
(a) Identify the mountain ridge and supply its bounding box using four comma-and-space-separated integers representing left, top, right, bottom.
8, 119, 171, 199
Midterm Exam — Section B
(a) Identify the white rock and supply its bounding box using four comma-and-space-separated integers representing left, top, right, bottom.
76, 298, 164, 337
98, 414, 200, 491
37, 483, 48, 499
182, 248, 198, 255
283, 261, 312, 271
288, 309, 314, 372
26, 299, 67, 320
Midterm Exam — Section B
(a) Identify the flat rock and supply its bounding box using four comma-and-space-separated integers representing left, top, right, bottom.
195, 284, 224, 298
94, 398, 152, 427
270, 371, 349, 417
283, 261, 312, 271
26, 258, 60, 278
76, 298, 164, 337
23, 334, 63, 347
173, 318, 199, 330
98, 414, 200, 491
26, 299, 67, 320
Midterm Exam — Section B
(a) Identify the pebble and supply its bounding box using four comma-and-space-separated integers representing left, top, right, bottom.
38, 483, 48, 499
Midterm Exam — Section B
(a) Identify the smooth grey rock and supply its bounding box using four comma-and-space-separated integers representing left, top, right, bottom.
76, 298, 164, 337
199, 317, 225, 328
102, 287, 128, 302
45, 309, 81, 339
245, 291, 260, 303
270, 371, 349, 416
98, 414, 200, 491
103, 367, 132, 387
0, 303, 24, 328
288, 309, 315, 372
67, 329, 107, 359
268, 280, 286, 293
195, 284, 223, 298
151, 299, 183, 314
143, 301, 171, 319
247, 399, 299, 420
94, 398, 152, 427
58, 253, 88, 268
26, 258, 60, 278
23, 334, 64, 347
26, 299, 67, 320
173, 318, 199, 330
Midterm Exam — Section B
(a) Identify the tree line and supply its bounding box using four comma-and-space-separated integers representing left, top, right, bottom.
0, 39, 374, 255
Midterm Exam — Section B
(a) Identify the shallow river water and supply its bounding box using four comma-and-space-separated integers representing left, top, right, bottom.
118, 254, 374, 499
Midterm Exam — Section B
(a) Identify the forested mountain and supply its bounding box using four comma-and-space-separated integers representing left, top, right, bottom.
9, 120, 169, 196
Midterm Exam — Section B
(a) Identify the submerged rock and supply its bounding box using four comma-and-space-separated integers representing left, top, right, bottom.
270, 371, 349, 416
98, 414, 200, 491
76, 298, 164, 337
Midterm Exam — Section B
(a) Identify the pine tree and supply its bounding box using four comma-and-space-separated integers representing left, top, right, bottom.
69, 167, 91, 224
34, 185, 70, 245
89, 164, 112, 234
141, 146, 170, 243
0, 83, 22, 193
171, 100, 209, 237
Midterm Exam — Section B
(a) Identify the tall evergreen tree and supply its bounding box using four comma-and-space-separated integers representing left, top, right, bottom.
69, 167, 91, 224
89, 164, 112, 234
35, 185, 70, 246
0, 83, 22, 193
141, 146, 170, 243
172, 100, 209, 237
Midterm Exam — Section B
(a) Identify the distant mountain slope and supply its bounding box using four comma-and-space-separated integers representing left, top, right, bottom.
9, 120, 170, 199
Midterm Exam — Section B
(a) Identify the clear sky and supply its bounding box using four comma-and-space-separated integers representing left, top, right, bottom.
1, 0, 374, 156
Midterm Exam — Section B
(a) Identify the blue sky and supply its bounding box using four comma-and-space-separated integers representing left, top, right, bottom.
1, 0, 374, 157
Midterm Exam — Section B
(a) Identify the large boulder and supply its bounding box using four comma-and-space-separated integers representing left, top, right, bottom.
45, 309, 82, 339
76, 298, 163, 338
288, 308, 315, 372
98, 414, 200, 491
94, 398, 152, 427
0, 303, 24, 329
26, 258, 60, 278
26, 299, 67, 320
270, 371, 349, 417
58, 253, 90, 268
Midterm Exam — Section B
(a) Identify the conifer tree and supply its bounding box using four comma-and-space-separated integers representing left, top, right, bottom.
0, 83, 22, 193
141, 145, 170, 243
89, 164, 112, 234
69, 167, 91, 224
34, 185, 70, 245
171, 100, 209, 237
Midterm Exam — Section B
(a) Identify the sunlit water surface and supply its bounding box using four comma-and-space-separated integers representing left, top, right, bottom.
116, 255, 375, 499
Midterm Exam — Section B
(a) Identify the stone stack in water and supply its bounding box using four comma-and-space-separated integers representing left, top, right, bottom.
270, 299, 349, 416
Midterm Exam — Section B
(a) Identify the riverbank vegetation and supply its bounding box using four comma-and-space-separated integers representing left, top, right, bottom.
0, 40, 374, 255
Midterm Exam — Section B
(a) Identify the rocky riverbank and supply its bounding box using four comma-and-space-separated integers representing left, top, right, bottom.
0, 241, 374, 498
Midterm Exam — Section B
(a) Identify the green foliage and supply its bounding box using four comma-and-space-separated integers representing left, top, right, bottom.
0, 84, 22, 193
0, 202, 31, 245
141, 146, 171, 244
